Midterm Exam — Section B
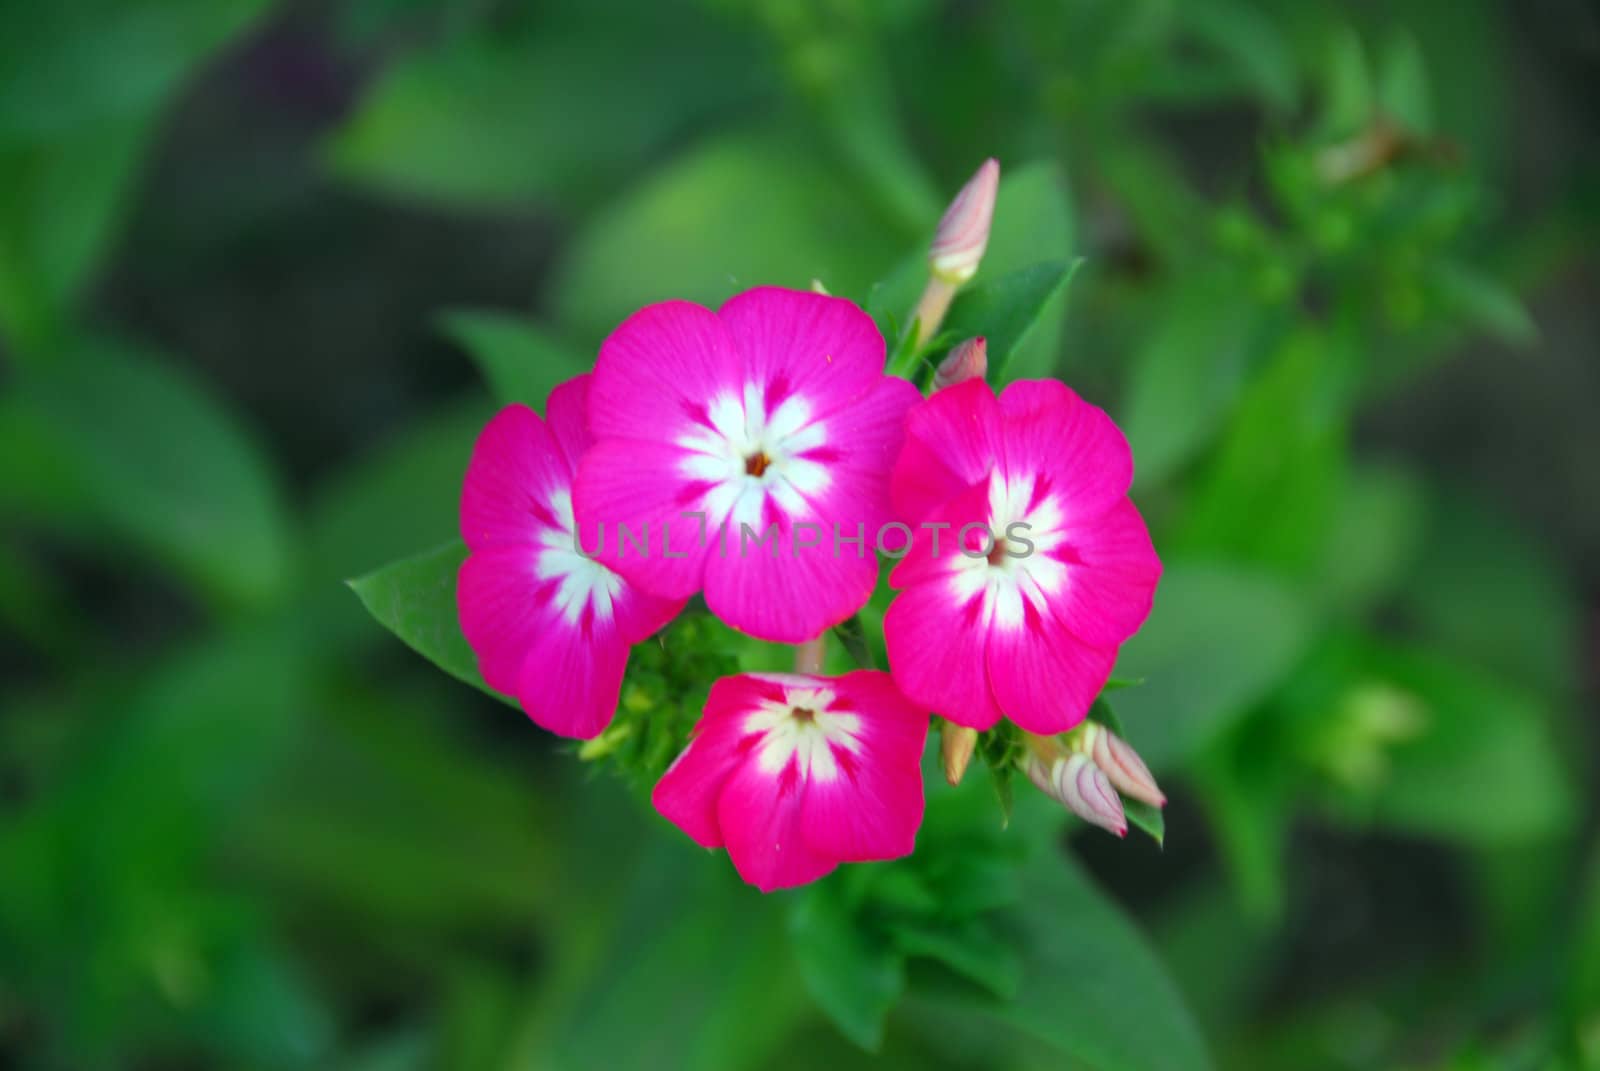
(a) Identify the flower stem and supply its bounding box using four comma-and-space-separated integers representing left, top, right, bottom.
793, 635, 827, 675
886, 276, 960, 380
911, 276, 959, 348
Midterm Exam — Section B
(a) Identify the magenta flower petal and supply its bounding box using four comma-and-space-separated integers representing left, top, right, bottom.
890, 378, 1004, 523
575, 287, 919, 642
460, 406, 568, 550
572, 438, 716, 599
587, 300, 743, 445
718, 286, 887, 410
883, 378, 1161, 734
884, 479, 1008, 730
987, 607, 1116, 735
702, 510, 882, 644
1049, 498, 1162, 648
997, 378, 1133, 517
457, 545, 546, 695
798, 674, 928, 861
717, 759, 839, 892
543, 373, 598, 471
515, 608, 631, 739
653, 671, 930, 892
457, 377, 686, 739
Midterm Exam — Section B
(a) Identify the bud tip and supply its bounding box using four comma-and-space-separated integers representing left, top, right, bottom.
934, 336, 988, 391
930, 158, 1001, 285
941, 724, 979, 786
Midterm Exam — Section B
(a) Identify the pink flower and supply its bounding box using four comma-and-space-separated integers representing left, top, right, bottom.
652, 671, 929, 892
883, 379, 1161, 734
457, 375, 685, 739
573, 287, 921, 643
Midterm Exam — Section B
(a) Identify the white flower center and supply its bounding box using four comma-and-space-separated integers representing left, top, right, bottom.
947, 469, 1070, 631
536, 488, 623, 625
676, 384, 831, 531
742, 683, 862, 783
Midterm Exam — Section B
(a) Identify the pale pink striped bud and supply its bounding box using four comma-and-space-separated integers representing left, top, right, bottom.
1077, 722, 1166, 808
933, 336, 988, 391
929, 158, 1000, 284
1025, 751, 1127, 837
941, 724, 978, 786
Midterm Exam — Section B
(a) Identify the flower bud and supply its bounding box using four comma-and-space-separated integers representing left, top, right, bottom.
1073, 722, 1166, 808
941, 723, 978, 786
929, 158, 1000, 285
1025, 750, 1127, 837
933, 337, 988, 391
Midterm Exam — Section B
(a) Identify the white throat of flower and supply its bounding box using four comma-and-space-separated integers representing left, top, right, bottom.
743, 684, 862, 783
677, 384, 831, 530
948, 469, 1070, 631
537, 488, 623, 625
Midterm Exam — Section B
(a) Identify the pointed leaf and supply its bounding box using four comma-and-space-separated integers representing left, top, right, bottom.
941, 259, 1078, 380
349, 542, 508, 704
790, 882, 905, 1051
438, 311, 591, 410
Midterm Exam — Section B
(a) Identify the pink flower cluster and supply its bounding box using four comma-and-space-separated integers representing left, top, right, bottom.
457, 286, 1160, 891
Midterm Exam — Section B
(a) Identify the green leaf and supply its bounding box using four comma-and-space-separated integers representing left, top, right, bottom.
0, 334, 292, 609
552, 130, 903, 342
1122, 278, 1275, 489
1319, 24, 1374, 138
1172, 329, 1351, 572
907, 853, 1212, 1071
0, 0, 272, 353
1400, 491, 1578, 696
306, 396, 491, 591
1177, 0, 1299, 113
865, 160, 1076, 373
0, 0, 270, 145
1564, 850, 1600, 1058
1342, 646, 1576, 843
978, 161, 1077, 378
790, 881, 905, 1051
1314, 462, 1428, 616
888, 919, 1021, 1001
976, 721, 1025, 827
348, 542, 506, 703
865, 252, 925, 358
325, 14, 769, 212
941, 260, 1078, 381
0, 120, 153, 354
0, 628, 311, 1059
790, 37, 940, 236
1194, 744, 1289, 921
1428, 260, 1537, 347
534, 842, 807, 1071
831, 614, 875, 669
438, 311, 591, 410
1377, 28, 1433, 133
1112, 562, 1315, 772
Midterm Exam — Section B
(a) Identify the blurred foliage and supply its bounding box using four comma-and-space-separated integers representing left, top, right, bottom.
2, 0, 1596, 1068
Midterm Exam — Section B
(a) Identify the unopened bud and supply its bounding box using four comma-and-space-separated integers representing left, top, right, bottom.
1025, 750, 1127, 837
941, 724, 978, 786
1073, 722, 1166, 808
929, 158, 1000, 285
933, 337, 988, 391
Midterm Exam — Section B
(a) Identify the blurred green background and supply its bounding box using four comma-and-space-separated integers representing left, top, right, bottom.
2, 0, 1597, 1068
